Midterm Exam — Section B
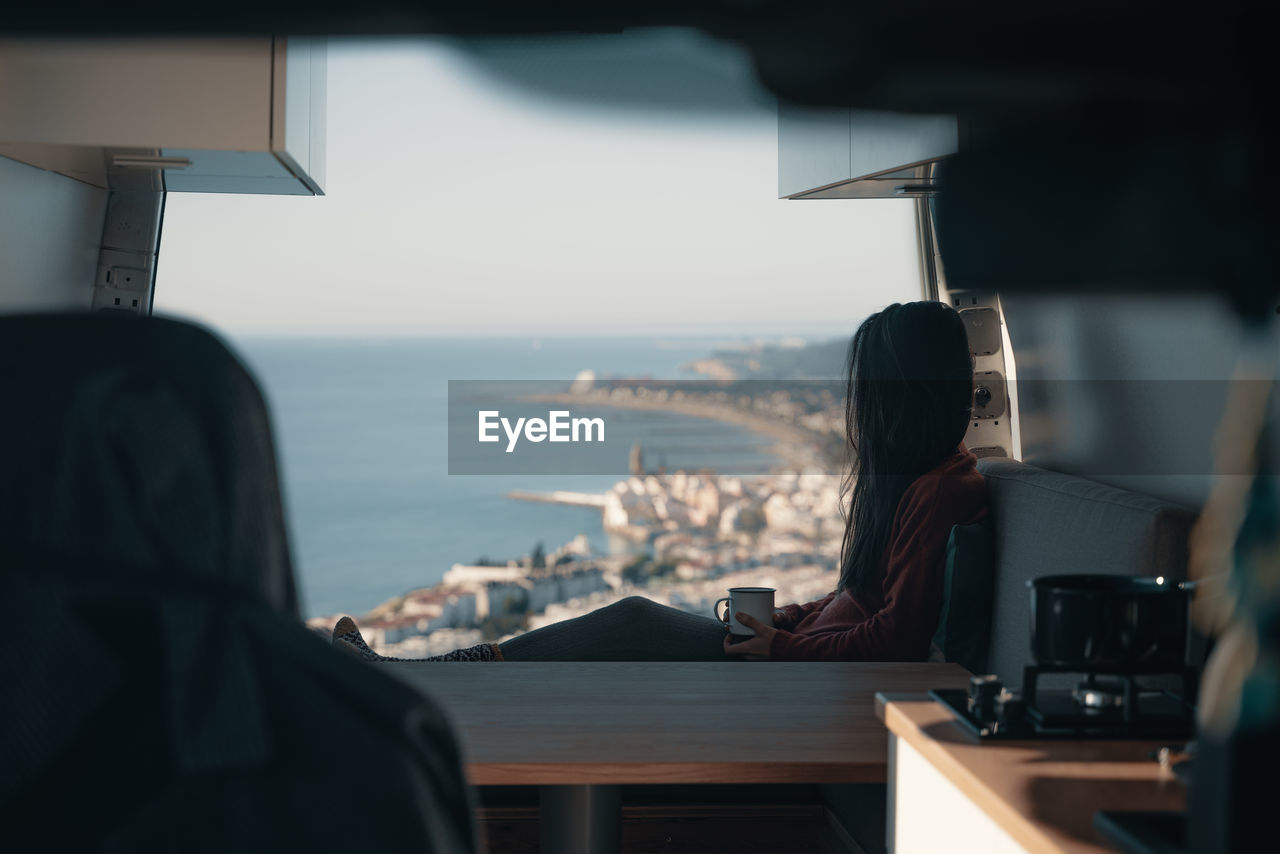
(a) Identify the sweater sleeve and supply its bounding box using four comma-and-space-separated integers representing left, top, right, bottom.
777, 592, 837, 630
769, 488, 952, 662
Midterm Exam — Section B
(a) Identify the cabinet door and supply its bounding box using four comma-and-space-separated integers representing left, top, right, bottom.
890, 735, 1026, 853
0, 37, 324, 196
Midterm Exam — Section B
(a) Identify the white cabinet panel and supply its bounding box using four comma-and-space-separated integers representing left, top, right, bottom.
0, 154, 105, 311
891, 734, 1026, 854
0, 38, 324, 195
778, 105, 958, 199
777, 103, 850, 198
0, 39, 272, 151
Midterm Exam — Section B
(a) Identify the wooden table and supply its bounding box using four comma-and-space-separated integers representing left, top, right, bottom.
878, 695, 1187, 854
386, 661, 970, 853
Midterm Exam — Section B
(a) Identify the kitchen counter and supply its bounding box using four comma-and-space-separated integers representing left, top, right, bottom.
877, 693, 1186, 854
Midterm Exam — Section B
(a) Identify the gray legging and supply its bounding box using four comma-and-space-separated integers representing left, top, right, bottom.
498, 596, 731, 661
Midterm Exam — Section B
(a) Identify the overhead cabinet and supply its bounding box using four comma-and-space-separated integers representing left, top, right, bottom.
778, 104, 957, 199
0, 38, 325, 195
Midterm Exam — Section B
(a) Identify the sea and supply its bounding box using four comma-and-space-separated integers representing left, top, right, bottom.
230, 337, 784, 619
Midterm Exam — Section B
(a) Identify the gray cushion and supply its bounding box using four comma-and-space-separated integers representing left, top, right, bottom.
977, 458, 1195, 683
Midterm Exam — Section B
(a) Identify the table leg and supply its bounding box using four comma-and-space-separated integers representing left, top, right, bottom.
539, 784, 622, 854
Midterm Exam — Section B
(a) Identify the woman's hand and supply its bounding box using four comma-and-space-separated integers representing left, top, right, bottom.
723, 612, 776, 660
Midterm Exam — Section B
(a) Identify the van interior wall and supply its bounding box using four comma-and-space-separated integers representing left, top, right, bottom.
0, 155, 106, 312
999, 292, 1280, 511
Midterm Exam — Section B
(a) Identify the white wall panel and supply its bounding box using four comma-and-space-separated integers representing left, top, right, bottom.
0, 155, 106, 312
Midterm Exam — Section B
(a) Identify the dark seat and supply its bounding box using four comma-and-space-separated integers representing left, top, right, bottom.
0, 314, 475, 852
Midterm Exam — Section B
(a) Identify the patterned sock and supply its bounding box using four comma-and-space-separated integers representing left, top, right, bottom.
331, 616, 503, 662
332, 616, 405, 661
430, 642, 504, 662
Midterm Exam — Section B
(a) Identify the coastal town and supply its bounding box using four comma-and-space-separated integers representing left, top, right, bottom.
309, 469, 845, 656
308, 345, 851, 656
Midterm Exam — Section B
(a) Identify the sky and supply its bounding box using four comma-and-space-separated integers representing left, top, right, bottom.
154, 34, 923, 338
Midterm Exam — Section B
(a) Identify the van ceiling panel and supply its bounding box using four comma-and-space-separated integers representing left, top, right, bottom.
933, 117, 1277, 319
999, 293, 1280, 509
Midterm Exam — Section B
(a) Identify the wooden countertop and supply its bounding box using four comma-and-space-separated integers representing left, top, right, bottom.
385, 661, 970, 786
878, 694, 1187, 854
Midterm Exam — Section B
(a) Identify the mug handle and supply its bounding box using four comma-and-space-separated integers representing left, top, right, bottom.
714, 597, 732, 624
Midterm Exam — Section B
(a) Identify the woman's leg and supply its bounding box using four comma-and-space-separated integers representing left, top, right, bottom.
500, 596, 728, 661
333, 616, 501, 662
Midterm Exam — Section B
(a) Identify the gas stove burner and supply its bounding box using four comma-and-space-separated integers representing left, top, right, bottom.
929, 665, 1199, 740
1073, 676, 1127, 710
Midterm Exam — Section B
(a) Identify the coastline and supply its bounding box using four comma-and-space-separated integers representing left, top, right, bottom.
306, 384, 846, 649
310, 437, 846, 653
525, 391, 835, 474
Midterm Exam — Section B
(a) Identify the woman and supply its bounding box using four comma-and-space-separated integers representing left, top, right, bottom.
334, 301, 987, 663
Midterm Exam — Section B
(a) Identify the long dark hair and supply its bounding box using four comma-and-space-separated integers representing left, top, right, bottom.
837, 302, 974, 597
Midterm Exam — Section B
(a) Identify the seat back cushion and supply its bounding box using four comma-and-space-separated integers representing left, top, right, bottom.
932, 518, 996, 673
977, 458, 1195, 683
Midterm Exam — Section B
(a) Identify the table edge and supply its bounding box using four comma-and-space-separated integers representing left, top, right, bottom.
466, 760, 892, 787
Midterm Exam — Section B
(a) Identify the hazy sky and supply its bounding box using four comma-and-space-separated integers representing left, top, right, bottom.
155, 35, 922, 337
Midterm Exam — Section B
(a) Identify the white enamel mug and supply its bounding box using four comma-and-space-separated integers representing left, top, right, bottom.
714, 587, 776, 637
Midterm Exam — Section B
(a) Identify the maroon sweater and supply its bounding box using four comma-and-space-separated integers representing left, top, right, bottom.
770, 446, 988, 661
